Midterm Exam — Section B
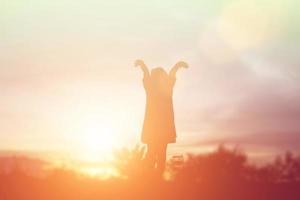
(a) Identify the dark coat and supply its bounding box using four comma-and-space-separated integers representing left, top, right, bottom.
141, 76, 177, 144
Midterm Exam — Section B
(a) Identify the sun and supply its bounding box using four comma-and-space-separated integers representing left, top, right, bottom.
75, 117, 120, 162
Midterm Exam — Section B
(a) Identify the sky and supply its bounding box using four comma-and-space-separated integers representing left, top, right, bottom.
1, 0, 300, 163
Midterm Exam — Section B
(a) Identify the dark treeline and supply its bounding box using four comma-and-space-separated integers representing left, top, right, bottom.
0, 145, 300, 200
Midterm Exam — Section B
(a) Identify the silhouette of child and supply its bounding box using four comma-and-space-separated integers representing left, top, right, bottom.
135, 60, 188, 175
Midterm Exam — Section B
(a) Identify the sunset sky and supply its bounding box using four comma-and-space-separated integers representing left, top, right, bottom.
1, 0, 300, 164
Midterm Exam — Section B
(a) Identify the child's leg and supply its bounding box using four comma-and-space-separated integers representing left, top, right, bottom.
145, 143, 156, 170
156, 143, 168, 175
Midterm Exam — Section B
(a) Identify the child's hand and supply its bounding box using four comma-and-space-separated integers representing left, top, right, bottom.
135, 59, 150, 77
175, 61, 189, 69
169, 61, 188, 78
135, 59, 146, 68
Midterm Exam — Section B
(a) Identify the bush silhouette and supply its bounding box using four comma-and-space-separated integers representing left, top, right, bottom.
114, 145, 146, 179
1, 145, 300, 200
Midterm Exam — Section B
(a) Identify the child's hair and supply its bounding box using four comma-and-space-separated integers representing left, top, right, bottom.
151, 67, 168, 83
150, 68, 170, 93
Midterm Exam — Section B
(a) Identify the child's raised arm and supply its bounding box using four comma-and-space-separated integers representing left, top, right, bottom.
135, 59, 150, 79
169, 61, 188, 78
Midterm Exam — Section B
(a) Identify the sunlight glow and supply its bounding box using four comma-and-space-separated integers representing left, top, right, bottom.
79, 166, 119, 179
218, 1, 282, 50
75, 115, 120, 162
